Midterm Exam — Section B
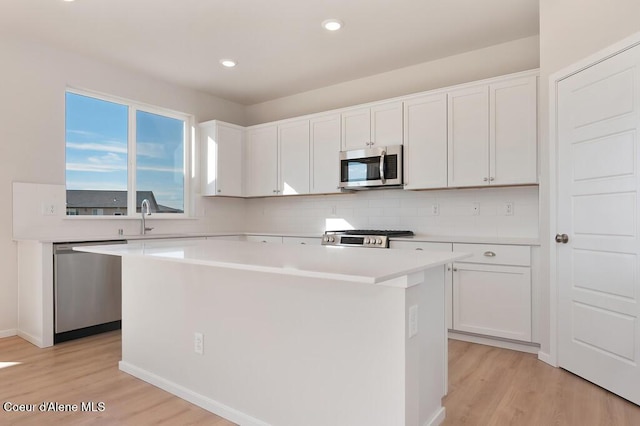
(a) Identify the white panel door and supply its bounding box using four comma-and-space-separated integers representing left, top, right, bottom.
557, 43, 640, 405
246, 125, 278, 197
447, 85, 489, 187
341, 108, 370, 150
278, 120, 310, 195
490, 76, 538, 185
403, 94, 448, 189
371, 101, 403, 146
310, 114, 341, 194
216, 123, 244, 196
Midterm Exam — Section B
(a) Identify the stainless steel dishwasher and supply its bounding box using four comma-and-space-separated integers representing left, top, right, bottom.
53, 240, 126, 343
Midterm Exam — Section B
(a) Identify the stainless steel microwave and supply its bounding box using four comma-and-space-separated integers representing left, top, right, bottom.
339, 145, 403, 189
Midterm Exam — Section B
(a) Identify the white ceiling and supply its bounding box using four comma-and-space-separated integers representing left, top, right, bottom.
1, 0, 539, 105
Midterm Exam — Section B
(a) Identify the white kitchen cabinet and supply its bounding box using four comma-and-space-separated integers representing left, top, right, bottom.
447, 85, 490, 187
341, 101, 403, 150
245, 125, 278, 197
278, 119, 310, 195
200, 120, 244, 197
489, 76, 537, 185
403, 93, 448, 189
246, 120, 311, 197
447, 75, 537, 188
452, 243, 532, 342
389, 240, 454, 330
310, 114, 341, 194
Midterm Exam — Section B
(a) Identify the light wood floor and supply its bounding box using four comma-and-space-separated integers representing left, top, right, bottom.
1, 332, 639, 425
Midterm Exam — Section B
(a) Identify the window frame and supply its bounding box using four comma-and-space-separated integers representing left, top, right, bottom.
65, 87, 193, 218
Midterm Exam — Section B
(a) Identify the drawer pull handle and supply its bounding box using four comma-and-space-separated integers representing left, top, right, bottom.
453, 267, 458, 272
483, 251, 496, 257
415, 248, 423, 251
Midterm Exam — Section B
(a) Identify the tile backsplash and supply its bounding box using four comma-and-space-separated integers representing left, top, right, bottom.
245, 186, 539, 238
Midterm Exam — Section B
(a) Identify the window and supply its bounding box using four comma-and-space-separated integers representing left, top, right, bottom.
65, 90, 190, 216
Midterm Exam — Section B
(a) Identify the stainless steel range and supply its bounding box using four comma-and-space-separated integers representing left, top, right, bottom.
321, 230, 414, 248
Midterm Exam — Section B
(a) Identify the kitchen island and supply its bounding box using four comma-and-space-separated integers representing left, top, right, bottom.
75, 239, 468, 426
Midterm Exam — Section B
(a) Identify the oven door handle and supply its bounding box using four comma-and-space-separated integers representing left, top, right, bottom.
379, 150, 386, 183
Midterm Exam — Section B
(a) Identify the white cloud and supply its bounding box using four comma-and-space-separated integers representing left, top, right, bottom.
137, 142, 166, 158
66, 162, 127, 173
67, 141, 127, 154
137, 165, 184, 173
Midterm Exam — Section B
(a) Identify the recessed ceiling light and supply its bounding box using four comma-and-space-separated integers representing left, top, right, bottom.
322, 19, 343, 31
220, 59, 237, 68
63, 0, 76, 2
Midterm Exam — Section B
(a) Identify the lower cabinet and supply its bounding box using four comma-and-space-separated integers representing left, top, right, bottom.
452, 263, 531, 341
391, 240, 533, 343
452, 243, 532, 342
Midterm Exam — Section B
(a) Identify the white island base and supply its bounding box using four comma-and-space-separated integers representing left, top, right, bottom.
77, 240, 464, 426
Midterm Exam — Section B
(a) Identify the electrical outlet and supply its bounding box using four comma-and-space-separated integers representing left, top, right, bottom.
42, 203, 56, 216
409, 305, 418, 338
503, 202, 514, 216
431, 203, 439, 216
471, 202, 480, 216
194, 332, 204, 355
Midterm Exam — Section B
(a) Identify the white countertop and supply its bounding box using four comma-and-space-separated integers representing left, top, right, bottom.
73, 239, 469, 286
18, 231, 540, 246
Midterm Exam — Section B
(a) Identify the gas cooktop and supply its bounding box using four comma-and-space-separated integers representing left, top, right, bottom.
321, 230, 414, 248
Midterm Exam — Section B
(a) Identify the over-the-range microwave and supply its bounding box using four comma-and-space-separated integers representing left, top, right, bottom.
339, 145, 403, 189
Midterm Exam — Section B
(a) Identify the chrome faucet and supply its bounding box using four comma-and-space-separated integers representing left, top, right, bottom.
140, 199, 154, 235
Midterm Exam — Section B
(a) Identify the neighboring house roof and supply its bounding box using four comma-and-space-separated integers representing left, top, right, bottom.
66, 190, 181, 213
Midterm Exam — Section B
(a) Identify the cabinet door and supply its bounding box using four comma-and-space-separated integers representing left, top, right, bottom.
403, 94, 448, 189
341, 108, 371, 150
216, 123, 244, 196
490, 76, 538, 185
447, 85, 489, 187
453, 263, 531, 341
246, 125, 278, 197
371, 101, 403, 146
310, 114, 341, 194
278, 120, 310, 195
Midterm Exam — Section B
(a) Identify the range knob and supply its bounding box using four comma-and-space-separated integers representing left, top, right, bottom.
377, 238, 383, 245
364, 238, 370, 244
322, 236, 328, 242
329, 236, 335, 242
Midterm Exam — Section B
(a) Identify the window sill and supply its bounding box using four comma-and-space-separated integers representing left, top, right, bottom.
63, 215, 198, 221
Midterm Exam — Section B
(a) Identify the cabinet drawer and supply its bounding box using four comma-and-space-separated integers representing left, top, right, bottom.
453, 243, 530, 266
282, 237, 321, 245
389, 241, 452, 252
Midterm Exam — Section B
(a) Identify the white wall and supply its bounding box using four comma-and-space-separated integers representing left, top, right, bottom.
245, 35, 539, 125
537, 0, 640, 357
0, 37, 247, 336
246, 187, 539, 239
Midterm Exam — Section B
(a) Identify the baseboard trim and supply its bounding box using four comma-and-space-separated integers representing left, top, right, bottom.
16, 330, 43, 347
0, 329, 17, 339
448, 331, 540, 354
119, 361, 270, 426
538, 351, 557, 367
425, 406, 446, 426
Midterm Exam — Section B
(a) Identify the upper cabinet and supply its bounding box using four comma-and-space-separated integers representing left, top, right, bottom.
245, 125, 278, 197
341, 101, 403, 150
310, 114, 341, 194
447, 75, 537, 188
403, 93, 448, 189
203, 70, 538, 197
490, 76, 537, 185
245, 120, 311, 197
200, 120, 244, 197
278, 119, 310, 195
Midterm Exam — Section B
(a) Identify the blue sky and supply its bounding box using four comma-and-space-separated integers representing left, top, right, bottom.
65, 92, 184, 211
